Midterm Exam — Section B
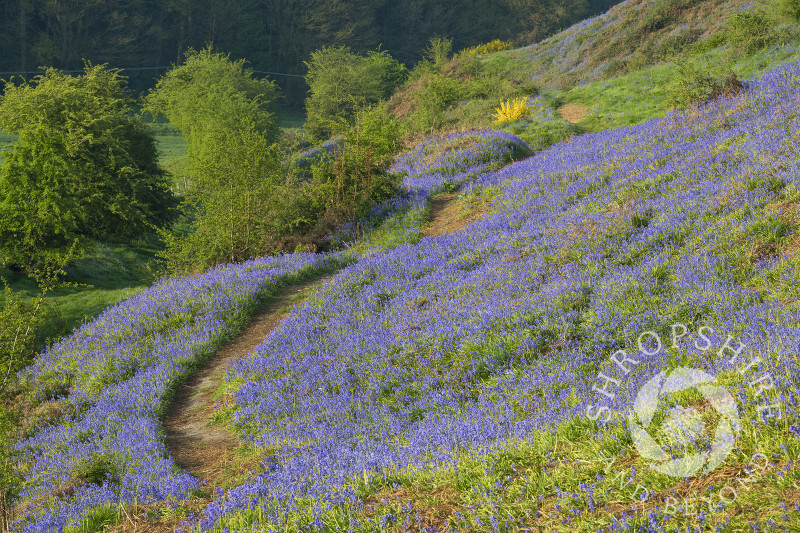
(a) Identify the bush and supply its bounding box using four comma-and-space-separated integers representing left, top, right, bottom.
304, 47, 407, 140
492, 98, 532, 124
461, 39, 515, 55
411, 74, 464, 132
147, 47, 288, 270
726, 9, 774, 51
424, 37, 453, 67
146, 46, 279, 150
776, 0, 800, 21
159, 127, 290, 270
667, 60, 718, 109
668, 60, 745, 109
296, 104, 403, 246
0, 65, 177, 271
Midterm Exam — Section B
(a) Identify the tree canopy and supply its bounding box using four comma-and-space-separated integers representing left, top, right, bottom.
0, 0, 609, 104
304, 47, 408, 140
146, 48, 285, 268
0, 65, 176, 269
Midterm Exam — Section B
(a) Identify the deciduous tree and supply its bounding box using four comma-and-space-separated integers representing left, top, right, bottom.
0, 64, 177, 270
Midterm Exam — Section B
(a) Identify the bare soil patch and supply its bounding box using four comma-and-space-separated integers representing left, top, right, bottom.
423, 194, 486, 237
557, 103, 588, 123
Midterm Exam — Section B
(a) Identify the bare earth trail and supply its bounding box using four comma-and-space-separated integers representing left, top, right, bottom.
164, 193, 469, 487
557, 103, 588, 123
423, 193, 484, 237
163, 275, 331, 489
147, 195, 466, 530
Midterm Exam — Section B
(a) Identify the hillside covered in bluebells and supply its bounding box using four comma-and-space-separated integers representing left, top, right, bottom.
5, 49, 800, 532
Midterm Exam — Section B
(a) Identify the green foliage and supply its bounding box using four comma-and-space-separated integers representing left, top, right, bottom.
461, 39, 515, 55
0, 250, 75, 390
667, 59, 718, 109
0, 65, 177, 271
776, 0, 800, 21
159, 127, 289, 270
304, 47, 408, 140
685, 33, 726, 55
147, 47, 288, 271
145, 47, 280, 152
667, 59, 745, 109
299, 104, 403, 243
411, 74, 464, 132
424, 36, 453, 66
0, 404, 20, 531
0, 282, 43, 385
726, 9, 774, 51
63, 505, 118, 533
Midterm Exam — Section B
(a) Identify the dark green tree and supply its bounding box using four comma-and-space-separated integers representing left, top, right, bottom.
0, 64, 177, 270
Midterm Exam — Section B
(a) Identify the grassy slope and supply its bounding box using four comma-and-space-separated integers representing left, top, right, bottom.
7, 1, 800, 528
416, 0, 800, 144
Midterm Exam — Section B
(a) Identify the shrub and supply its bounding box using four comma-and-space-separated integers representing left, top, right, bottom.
492, 98, 532, 124
776, 0, 800, 21
146, 46, 280, 149
424, 37, 453, 67
462, 39, 515, 55
0, 65, 177, 271
667, 59, 718, 109
411, 74, 464, 132
148, 47, 292, 270
298, 104, 403, 245
668, 60, 746, 109
304, 47, 407, 140
157, 127, 289, 270
726, 9, 774, 51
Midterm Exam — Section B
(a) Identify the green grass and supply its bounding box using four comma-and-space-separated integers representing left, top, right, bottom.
0, 240, 159, 346
556, 42, 800, 133
278, 108, 306, 130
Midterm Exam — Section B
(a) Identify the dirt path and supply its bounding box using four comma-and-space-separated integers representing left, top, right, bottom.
163, 193, 475, 485
423, 193, 484, 237
163, 276, 329, 489
557, 103, 588, 123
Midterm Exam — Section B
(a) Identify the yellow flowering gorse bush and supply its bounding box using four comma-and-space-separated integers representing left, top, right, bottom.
492, 97, 531, 124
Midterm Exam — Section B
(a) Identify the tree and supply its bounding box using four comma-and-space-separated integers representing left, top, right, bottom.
146, 47, 284, 269
304, 46, 408, 140
146, 46, 280, 154
0, 64, 177, 270
164, 126, 288, 268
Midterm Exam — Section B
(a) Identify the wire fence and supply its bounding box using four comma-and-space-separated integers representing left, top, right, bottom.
0, 66, 305, 78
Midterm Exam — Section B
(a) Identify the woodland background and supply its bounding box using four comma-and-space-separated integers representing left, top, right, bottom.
0, 0, 618, 104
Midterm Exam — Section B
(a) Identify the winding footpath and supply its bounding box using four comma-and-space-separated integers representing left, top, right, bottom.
131, 195, 472, 531
163, 275, 332, 488
163, 194, 470, 489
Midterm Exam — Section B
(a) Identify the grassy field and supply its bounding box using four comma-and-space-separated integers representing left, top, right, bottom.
556, 39, 800, 133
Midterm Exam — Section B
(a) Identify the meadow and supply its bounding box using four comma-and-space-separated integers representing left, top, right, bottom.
7, 57, 800, 532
